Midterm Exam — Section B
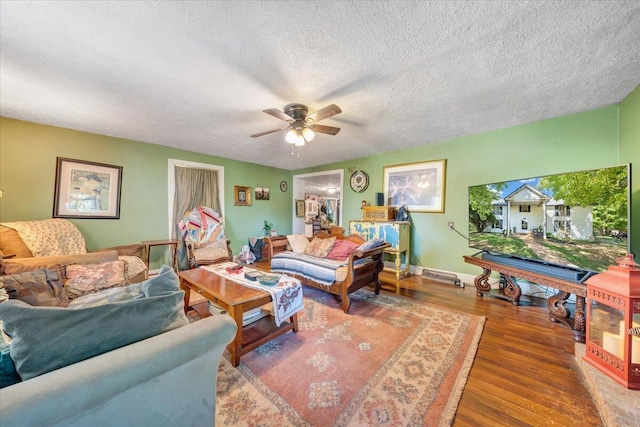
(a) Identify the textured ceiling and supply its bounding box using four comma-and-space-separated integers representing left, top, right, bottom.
1, 1, 639, 170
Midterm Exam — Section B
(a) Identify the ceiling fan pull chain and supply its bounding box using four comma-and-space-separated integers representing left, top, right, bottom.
291, 145, 294, 156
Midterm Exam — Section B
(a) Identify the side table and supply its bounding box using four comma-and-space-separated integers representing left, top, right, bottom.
143, 240, 179, 273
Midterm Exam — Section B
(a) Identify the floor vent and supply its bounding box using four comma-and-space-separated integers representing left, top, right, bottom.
421, 269, 462, 287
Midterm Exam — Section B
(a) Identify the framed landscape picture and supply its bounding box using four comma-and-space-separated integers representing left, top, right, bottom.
383, 159, 447, 213
53, 157, 122, 219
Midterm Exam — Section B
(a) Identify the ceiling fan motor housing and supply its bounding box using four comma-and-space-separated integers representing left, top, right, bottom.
284, 103, 310, 121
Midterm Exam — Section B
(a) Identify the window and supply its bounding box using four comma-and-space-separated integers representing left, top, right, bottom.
566, 206, 571, 216
519, 205, 530, 213
492, 219, 503, 229
521, 219, 528, 230
554, 220, 572, 232
493, 206, 503, 215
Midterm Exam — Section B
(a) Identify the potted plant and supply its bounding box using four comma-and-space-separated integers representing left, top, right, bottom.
263, 220, 273, 236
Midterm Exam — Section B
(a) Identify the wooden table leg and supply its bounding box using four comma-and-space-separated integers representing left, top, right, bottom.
474, 268, 492, 296
227, 305, 244, 367
291, 313, 299, 333
180, 279, 191, 313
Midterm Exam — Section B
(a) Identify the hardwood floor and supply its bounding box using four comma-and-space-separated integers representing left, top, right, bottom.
376, 271, 603, 427
250, 262, 603, 426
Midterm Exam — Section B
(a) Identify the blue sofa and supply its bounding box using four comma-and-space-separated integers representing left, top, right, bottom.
0, 314, 236, 426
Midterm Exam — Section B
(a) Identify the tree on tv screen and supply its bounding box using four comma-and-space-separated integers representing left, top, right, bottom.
538, 166, 628, 235
468, 183, 506, 233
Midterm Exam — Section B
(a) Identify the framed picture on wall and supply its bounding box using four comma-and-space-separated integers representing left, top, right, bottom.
383, 159, 447, 213
295, 199, 305, 217
234, 186, 252, 206
53, 157, 122, 219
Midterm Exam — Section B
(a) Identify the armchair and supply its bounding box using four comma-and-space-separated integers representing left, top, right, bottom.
178, 206, 232, 268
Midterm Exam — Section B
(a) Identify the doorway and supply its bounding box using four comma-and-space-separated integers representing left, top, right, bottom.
291, 169, 344, 235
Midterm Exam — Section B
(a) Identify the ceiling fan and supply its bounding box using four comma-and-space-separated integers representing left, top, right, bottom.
250, 103, 342, 148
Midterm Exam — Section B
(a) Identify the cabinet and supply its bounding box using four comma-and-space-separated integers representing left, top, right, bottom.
349, 220, 410, 279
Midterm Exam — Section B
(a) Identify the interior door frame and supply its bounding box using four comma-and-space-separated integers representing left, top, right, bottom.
291, 169, 343, 235
167, 158, 225, 238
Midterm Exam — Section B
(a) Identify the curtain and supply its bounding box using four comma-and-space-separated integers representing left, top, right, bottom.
172, 167, 220, 270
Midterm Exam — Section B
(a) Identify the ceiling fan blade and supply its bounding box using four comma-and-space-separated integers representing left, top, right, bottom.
263, 108, 293, 122
309, 124, 341, 135
250, 124, 291, 138
307, 104, 342, 123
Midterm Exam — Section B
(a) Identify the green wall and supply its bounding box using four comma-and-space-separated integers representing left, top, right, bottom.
0, 117, 291, 254
2, 96, 637, 275
295, 105, 632, 276
620, 84, 640, 257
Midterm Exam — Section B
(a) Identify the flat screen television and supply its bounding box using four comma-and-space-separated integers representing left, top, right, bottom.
468, 164, 631, 283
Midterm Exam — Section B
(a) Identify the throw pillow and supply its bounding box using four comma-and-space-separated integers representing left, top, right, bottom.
286, 234, 309, 254
192, 239, 229, 262
356, 238, 386, 252
0, 321, 20, 389
65, 260, 126, 298
3, 251, 120, 278
327, 239, 360, 261
304, 237, 337, 258
0, 265, 188, 381
0, 268, 69, 307
118, 255, 147, 279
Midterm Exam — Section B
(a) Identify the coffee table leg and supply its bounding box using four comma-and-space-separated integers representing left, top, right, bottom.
228, 306, 244, 367
292, 313, 299, 332
179, 280, 191, 314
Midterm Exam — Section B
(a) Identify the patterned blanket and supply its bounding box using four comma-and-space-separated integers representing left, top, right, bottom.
204, 263, 304, 327
1, 219, 87, 257
270, 251, 350, 287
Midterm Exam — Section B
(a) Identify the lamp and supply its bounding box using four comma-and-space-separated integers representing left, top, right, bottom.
584, 253, 640, 389
301, 126, 315, 142
287, 122, 317, 156
285, 129, 298, 144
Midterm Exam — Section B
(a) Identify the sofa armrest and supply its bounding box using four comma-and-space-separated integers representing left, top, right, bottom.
0, 315, 237, 427
93, 243, 147, 263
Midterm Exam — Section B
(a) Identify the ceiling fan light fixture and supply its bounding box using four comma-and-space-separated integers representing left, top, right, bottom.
285, 128, 298, 144
301, 126, 315, 142
295, 131, 306, 146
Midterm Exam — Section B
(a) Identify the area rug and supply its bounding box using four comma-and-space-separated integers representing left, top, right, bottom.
216, 287, 485, 426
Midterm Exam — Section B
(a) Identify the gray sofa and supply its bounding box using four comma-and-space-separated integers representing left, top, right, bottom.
0, 314, 237, 426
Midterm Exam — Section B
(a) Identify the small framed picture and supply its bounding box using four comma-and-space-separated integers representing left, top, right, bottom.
270, 230, 279, 237
234, 186, 251, 206
255, 187, 270, 200
295, 199, 305, 217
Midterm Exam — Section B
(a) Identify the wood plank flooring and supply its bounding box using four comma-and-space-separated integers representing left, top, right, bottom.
378, 272, 603, 427
253, 262, 603, 426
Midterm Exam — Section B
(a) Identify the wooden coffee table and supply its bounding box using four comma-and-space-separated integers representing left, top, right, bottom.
178, 267, 298, 366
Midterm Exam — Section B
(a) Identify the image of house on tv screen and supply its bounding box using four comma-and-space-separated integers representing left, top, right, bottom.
468, 165, 630, 273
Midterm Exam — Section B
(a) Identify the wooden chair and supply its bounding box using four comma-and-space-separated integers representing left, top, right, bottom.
178, 206, 232, 268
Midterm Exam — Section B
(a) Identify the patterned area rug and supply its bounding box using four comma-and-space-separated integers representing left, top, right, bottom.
216, 287, 485, 426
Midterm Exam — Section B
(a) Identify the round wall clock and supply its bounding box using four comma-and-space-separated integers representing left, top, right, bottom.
350, 170, 369, 193
279, 180, 288, 192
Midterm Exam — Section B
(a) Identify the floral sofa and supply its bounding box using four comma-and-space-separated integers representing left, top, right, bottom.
0, 265, 237, 426
0, 219, 148, 284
